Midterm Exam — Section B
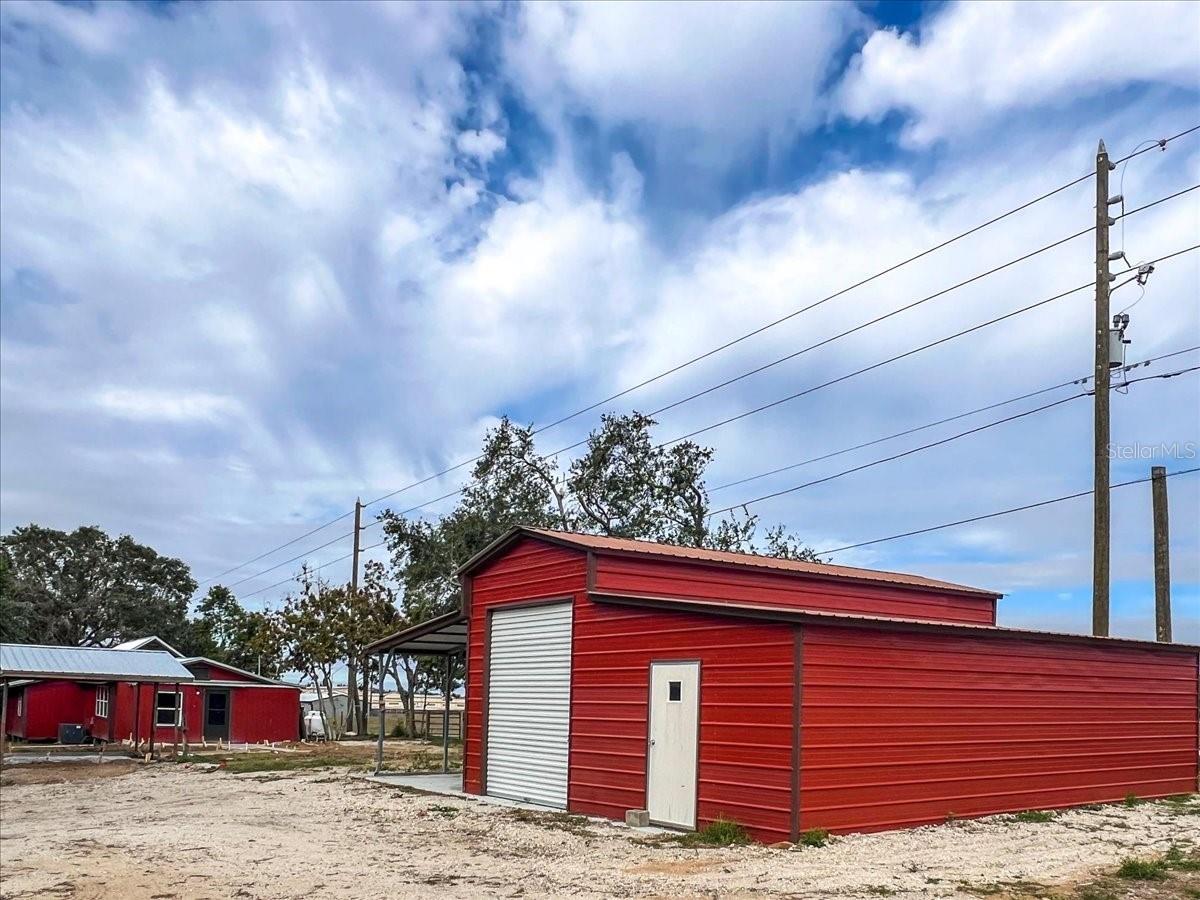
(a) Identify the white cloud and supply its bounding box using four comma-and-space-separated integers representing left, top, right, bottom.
838, 0, 1200, 146
457, 128, 506, 161
92, 388, 244, 424
507, 0, 860, 143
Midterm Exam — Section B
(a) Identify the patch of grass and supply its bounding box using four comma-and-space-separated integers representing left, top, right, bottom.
1165, 845, 1200, 871
864, 886, 896, 896
798, 828, 830, 848
959, 880, 1047, 897
1075, 886, 1118, 900
424, 804, 459, 819
221, 754, 361, 774
1123, 792, 1143, 807
508, 808, 593, 835
663, 817, 751, 848
1116, 857, 1168, 880
1012, 809, 1056, 824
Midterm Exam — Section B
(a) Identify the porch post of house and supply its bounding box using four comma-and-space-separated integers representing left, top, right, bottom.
1, 679, 9, 775
133, 682, 142, 753
442, 653, 451, 774
148, 686, 156, 759
374, 651, 388, 775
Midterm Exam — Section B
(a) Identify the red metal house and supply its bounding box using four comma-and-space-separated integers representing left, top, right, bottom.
3, 637, 299, 746
373, 527, 1199, 842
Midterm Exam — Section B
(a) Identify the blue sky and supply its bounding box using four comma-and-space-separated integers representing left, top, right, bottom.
1, 0, 1198, 640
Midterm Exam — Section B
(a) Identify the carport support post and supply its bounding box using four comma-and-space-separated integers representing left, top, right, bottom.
442, 654, 451, 774
375, 651, 389, 775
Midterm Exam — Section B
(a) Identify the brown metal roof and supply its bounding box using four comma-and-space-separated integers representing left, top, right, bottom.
516, 527, 1000, 598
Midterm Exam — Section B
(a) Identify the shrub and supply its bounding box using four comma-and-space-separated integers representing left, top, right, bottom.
799, 828, 830, 848
1116, 857, 1167, 880
670, 817, 751, 847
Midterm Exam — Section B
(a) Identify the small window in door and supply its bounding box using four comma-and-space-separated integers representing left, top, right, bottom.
668, 681, 682, 702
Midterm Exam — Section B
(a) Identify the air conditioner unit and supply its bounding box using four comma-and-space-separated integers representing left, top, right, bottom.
58, 723, 88, 745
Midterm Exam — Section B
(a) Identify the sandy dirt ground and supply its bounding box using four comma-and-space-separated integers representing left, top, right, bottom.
1, 761, 1197, 899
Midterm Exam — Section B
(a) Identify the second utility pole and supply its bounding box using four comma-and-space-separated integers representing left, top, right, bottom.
351, 497, 363, 592
1093, 140, 1115, 637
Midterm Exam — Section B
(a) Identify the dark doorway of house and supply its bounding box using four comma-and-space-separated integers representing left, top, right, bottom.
203, 690, 230, 741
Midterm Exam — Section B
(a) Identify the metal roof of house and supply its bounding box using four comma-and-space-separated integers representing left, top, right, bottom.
112, 635, 185, 657
458, 526, 1001, 598
0, 644, 195, 683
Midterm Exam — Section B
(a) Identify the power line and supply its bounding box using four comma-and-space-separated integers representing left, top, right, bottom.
225, 530, 356, 590
709, 346, 1200, 494
369, 243, 1200, 527
659, 244, 1199, 447
818, 467, 1200, 556
527, 125, 1200, 438
240, 540, 388, 601
642, 185, 1196, 422
197, 126, 1200, 583
709, 366, 1198, 516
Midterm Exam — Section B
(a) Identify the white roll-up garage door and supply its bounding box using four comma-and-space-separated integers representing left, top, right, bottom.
486, 601, 573, 808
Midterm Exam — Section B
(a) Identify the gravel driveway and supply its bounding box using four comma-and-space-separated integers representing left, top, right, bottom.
0, 763, 1196, 898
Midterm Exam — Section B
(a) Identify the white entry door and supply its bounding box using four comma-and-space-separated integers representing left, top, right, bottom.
647, 661, 700, 829
486, 602, 573, 808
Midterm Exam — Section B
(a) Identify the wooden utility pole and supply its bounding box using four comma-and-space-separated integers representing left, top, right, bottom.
1151, 465, 1172, 642
1092, 140, 1115, 637
351, 497, 363, 593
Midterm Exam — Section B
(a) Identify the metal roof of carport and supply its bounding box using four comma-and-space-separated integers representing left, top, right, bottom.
365, 611, 467, 656
0, 643, 196, 683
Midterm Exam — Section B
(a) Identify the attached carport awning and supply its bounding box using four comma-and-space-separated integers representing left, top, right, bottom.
365, 611, 467, 656
0, 643, 195, 683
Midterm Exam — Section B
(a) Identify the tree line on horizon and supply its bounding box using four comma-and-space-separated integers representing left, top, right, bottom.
1, 412, 818, 736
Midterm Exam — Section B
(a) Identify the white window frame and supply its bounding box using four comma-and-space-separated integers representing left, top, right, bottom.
94, 686, 110, 718
16, 696, 22, 717
155, 690, 183, 727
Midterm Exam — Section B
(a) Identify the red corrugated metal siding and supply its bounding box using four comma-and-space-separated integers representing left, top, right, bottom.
227, 687, 300, 743
594, 555, 996, 625
109, 682, 298, 744
10, 681, 93, 740
571, 599, 796, 842
799, 626, 1200, 833
463, 537, 588, 795
4, 687, 23, 738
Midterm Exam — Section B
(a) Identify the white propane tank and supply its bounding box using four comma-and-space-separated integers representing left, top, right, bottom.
303, 710, 327, 741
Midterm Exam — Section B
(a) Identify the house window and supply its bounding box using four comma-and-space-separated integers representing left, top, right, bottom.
16, 696, 22, 717
668, 681, 682, 702
155, 691, 182, 727
94, 686, 110, 718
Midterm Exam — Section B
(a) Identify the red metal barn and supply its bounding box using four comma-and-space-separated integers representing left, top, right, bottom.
421, 527, 1198, 842
2, 641, 299, 746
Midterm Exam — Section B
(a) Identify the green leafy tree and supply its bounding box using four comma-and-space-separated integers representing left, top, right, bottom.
279, 569, 351, 738
0, 553, 33, 643
193, 585, 286, 676
0, 524, 196, 647
376, 412, 818, 717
